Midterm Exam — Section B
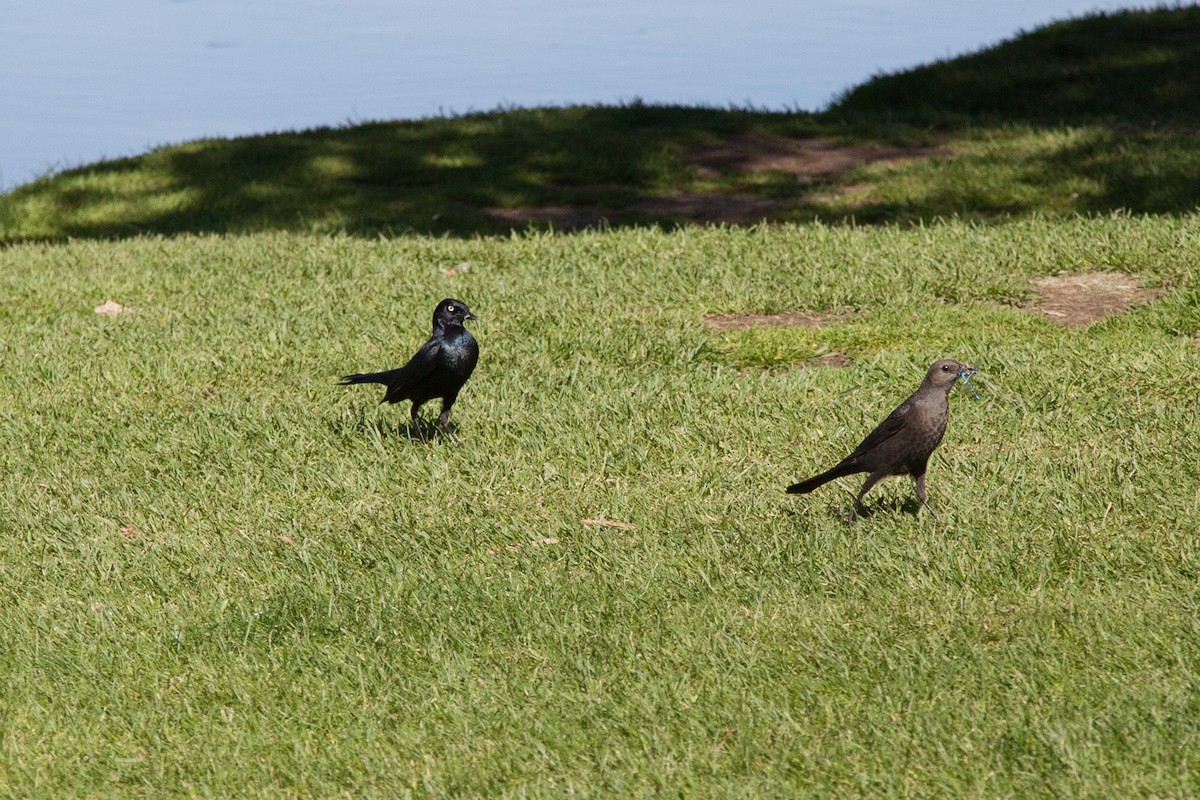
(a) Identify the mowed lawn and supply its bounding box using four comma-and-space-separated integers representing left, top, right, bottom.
1, 217, 1198, 796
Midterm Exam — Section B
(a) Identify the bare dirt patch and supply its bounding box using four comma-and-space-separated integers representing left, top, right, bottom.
809, 352, 853, 368
704, 311, 852, 367
485, 194, 783, 227
93, 299, 136, 316
1027, 272, 1162, 326
486, 133, 941, 227
687, 133, 940, 183
632, 194, 782, 223
484, 206, 608, 229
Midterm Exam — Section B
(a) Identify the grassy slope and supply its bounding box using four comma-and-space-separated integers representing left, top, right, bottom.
830, 4, 1200, 124
2, 221, 1199, 797
2, 5, 1200, 798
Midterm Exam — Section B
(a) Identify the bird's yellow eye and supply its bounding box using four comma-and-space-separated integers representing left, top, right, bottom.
447, 305, 456, 312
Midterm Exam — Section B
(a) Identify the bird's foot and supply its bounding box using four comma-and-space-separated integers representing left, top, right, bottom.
438, 413, 462, 446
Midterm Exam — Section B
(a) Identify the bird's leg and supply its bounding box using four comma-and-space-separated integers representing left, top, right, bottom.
438, 408, 462, 447
851, 473, 884, 521
914, 473, 938, 519
410, 406, 427, 444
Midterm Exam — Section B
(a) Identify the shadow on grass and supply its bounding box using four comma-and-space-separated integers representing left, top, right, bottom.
1, 104, 783, 240
855, 494, 926, 520
329, 409, 462, 446
3, 6, 1199, 242
782, 492, 925, 524
806, 126, 1200, 225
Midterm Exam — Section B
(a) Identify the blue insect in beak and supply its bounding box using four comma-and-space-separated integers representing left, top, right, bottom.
958, 368, 981, 399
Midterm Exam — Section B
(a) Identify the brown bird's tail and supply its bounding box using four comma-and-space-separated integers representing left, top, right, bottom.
786, 462, 858, 494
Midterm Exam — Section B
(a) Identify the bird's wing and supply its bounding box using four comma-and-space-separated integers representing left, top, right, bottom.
846, 402, 911, 459
382, 337, 441, 398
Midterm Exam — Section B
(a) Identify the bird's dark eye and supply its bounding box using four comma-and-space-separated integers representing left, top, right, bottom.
941, 364, 951, 371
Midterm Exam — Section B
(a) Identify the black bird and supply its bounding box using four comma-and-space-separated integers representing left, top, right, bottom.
339, 298, 479, 445
787, 359, 974, 518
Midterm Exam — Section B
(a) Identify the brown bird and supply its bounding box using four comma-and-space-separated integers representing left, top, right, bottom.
787, 358, 974, 518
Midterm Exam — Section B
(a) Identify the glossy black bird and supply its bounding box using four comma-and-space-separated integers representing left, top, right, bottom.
787, 358, 974, 518
339, 298, 479, 445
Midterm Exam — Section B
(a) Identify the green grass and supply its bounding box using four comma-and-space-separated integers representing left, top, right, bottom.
790, 125, 1200, 223
830, 5, 1200, 125
2, 218, 1200, 796
4, 6, 1200, 796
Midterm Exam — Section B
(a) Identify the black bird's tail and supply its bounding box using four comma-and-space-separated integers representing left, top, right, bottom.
338, 369, 402, 387
786, 462, 858, 494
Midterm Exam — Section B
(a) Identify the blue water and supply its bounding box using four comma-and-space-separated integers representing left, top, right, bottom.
1, 0, 1144, 190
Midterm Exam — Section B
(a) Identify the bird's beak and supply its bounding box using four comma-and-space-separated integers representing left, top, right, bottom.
958, 364, 977, 378
465, 311, 478, 321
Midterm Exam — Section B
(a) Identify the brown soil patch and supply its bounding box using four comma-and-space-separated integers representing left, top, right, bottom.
93, 299, 136, 316
1027, 272, 1161, 326
484, 206, 608, 229
485, 194, 783, 227
703, 311, 853, 367
486, 133, 940, 228
632, 194, 781, 223
809, 352, 852, 368
688, 133, 940, 183
704, 311, 835, 331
